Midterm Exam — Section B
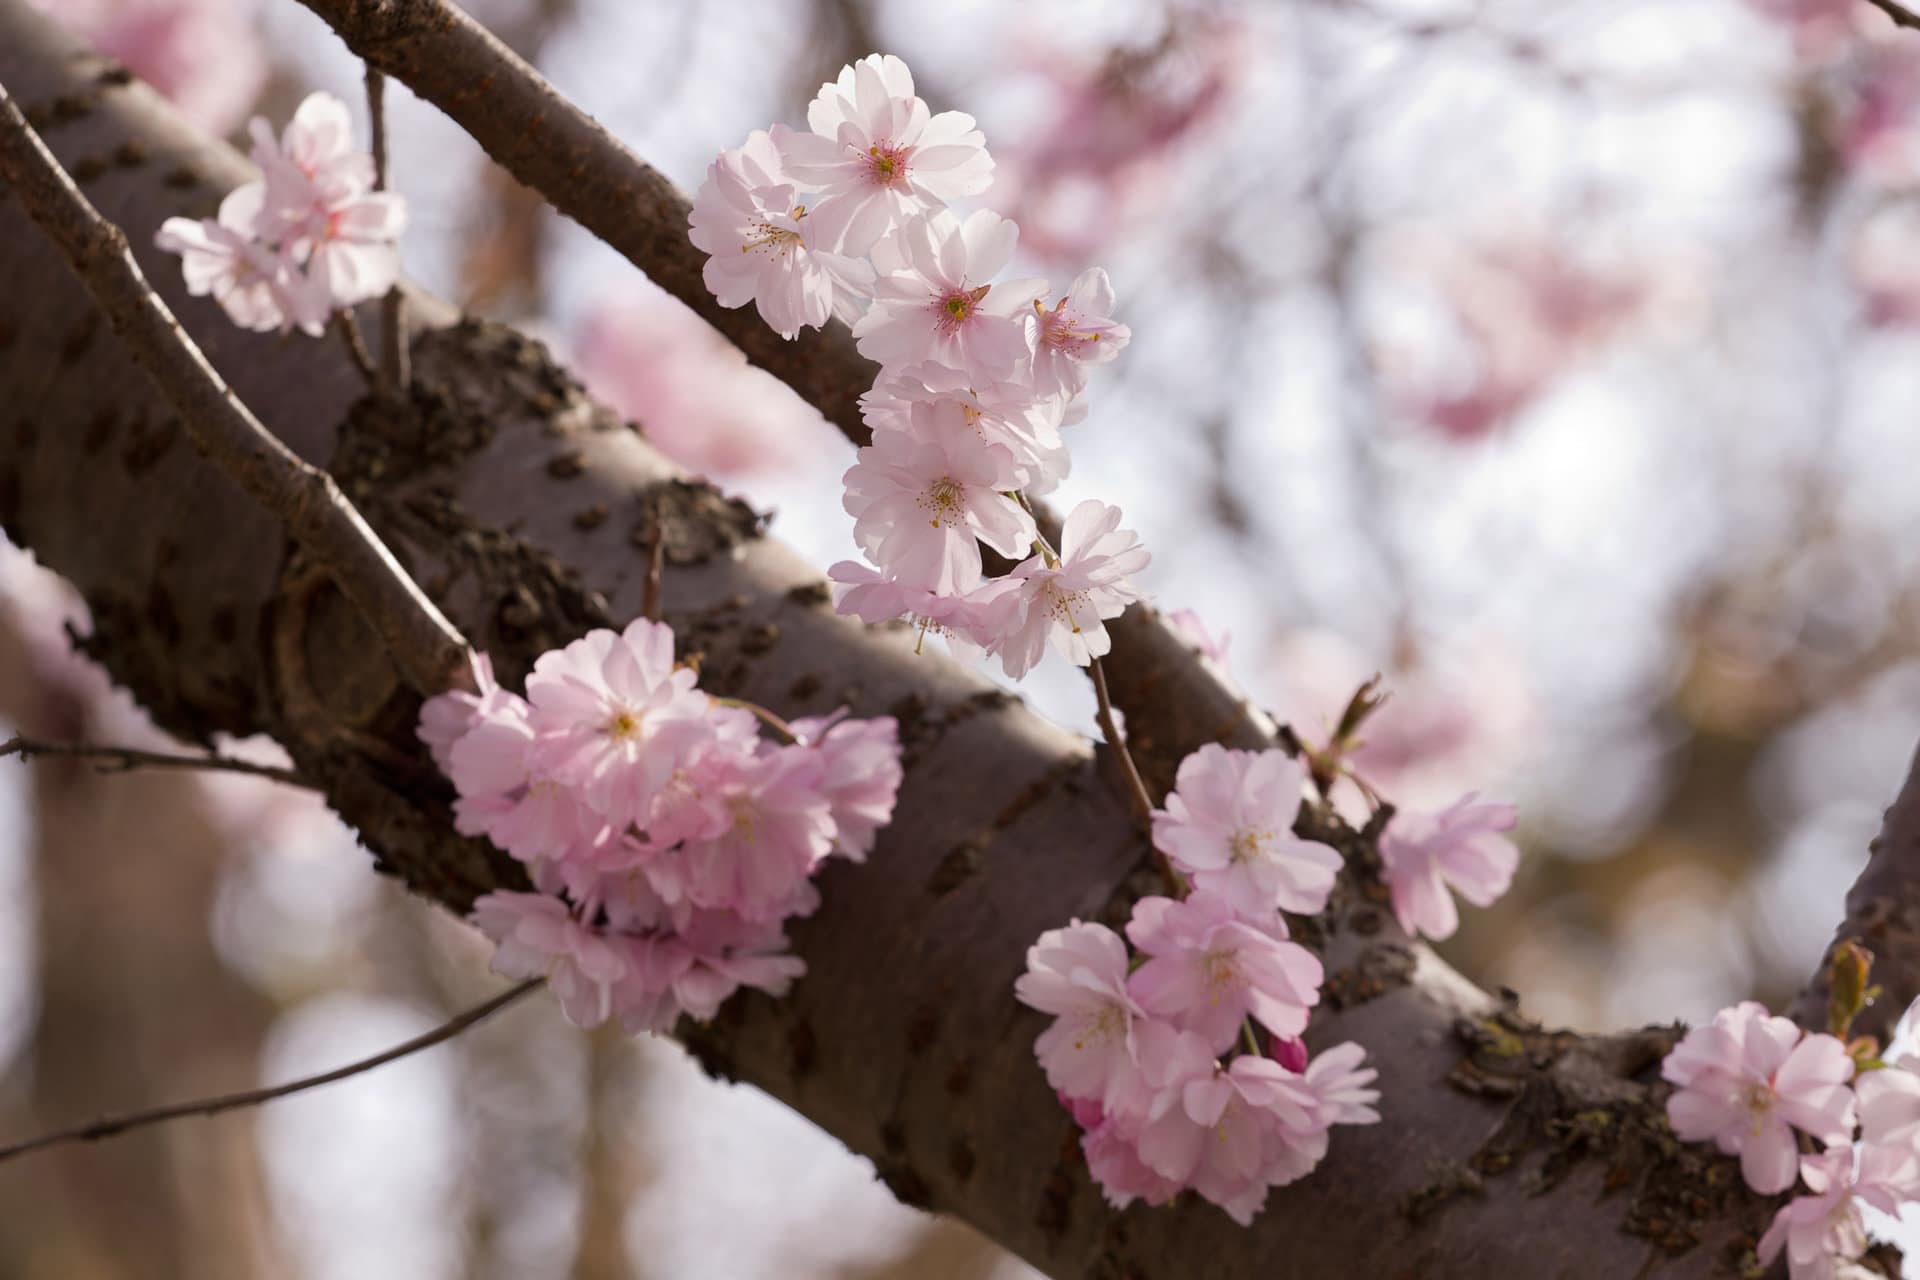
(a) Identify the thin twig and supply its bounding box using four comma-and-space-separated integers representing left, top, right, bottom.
0, 85, 476, 698
1865, 0, 1920, 32
365, 64, 409, 393
0, 735, 316, 788
716, 696, 798, 743
0, 979, 539, 1165
1091, 657, 1182, 895
642, 498, 666, 623
335, 308, 378, 387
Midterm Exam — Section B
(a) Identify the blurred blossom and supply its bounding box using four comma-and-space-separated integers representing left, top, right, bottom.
34, 0, 265, 137
569, 285, 836, 480
1268, 628, 1538, 814
1852, 200, 1920, 327
994, 22, 1240, 263
1379, 231, 1652, 441
1834, 40, 1920, 180
1745, 0, 1869, 62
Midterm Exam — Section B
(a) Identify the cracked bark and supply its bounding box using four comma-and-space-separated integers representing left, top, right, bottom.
0, 5, 1877, 1276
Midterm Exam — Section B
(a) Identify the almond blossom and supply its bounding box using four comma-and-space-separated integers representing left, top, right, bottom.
1150, 744, 1343, 919
1125, 893, 1323, 1052
1014, 920, 1150, 1112
776, 53, 994, 255
688, 129, 869, 339
841, 426, 1036, 592
1662, 1001, 1857, 1194
993, 499, 1150, 679
853, 208, 1044, 383
1378, 794, 1521, 942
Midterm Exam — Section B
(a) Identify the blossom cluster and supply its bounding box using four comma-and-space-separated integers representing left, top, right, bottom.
1663, 1001, 1920, 1276
156, 91, 404, 337
417, 619, 903, 1033
687, 54, 1147, 679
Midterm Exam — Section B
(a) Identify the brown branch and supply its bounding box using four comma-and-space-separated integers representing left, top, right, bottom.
0, 735, 316, 788
335, 307, 378, 385
1090, 656, 1182, 897
365, 63, 409, 393
1865, 0, 1920, 33
0, 83, 475, 698
1791, 742, 1920, 1044
0, 980, 538, 1165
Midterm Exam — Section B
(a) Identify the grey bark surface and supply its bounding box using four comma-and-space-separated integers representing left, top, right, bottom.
0, 6, 1857, 1276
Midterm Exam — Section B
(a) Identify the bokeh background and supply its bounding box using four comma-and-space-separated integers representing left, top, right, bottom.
6, 0, 1920, 1274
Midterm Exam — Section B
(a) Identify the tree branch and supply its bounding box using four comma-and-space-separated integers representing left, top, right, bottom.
0, 735, 316, 788
0, 979, 537, 1165
364, 63, 409, 393
1865, 0, 1920, 34
0, 82, 474, 697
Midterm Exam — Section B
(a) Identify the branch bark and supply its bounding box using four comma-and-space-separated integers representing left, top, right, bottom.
0, 5, 1855, 1276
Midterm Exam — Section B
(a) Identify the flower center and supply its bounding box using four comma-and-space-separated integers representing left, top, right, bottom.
606, 709, 643, 741
1229, 829, 1271, 864
921, 476, 966, 527
1036, 297, 1102, 352
1073, 1001, 1127, 1051
1743, 1082, 1776, 1133
866, 141, 911, 187
743, 214, 805, 258
1203, 950, 1243, 1005
934, 284, 992, 334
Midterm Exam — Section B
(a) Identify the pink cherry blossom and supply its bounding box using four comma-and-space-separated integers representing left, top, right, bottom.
854, 208, 1045, 383
1081, 1113, 1186, 1211
155, 183, 319, 335
1168, 607, 1231, 665
841, 426, 1036, 592
447, 700, 607, 866
1125, 893, 1323, 1052
614, 909, 806, 1034
1297, 1041, 1382, 1127
688, 129, 869, 339
791, 709, 903, 860
471, 891, 628, 1028
417, 652, 501, 772
828, 560, 1022, 655
776, 54, 994, 255
1758, 1144, 1917, 1279
1858, 1056, 1920, 1148
867, 371, 1074, 495
1378, 794, 1521, 942
1026, 268, 1131, 401
992, 499, 1150, 679
37, 0, 265, 137
1662, 1001, 1857, 1195
1014, 920, 1150, 1112
1150, 744, 1343, 918
524, 618, 715, 830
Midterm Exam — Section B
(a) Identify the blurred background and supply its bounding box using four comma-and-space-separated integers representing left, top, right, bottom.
7, 0, 1920, 1274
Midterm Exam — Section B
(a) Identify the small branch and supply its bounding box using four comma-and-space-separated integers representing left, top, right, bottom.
364, 64, 409, 393
1865, 0, 1920, 33
0, 979, 538, 1166
1791, 739, 1920, 1044
1091, 657, 1181, 895
0, 735, 316, 788
641, 498, 666, 623
0, 84, 476, 698
335, 308, 378, 387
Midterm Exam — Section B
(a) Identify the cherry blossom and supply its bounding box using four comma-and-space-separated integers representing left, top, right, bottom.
791, 710, 904, 859
471, 891, 628, 1028
524, 618, 715, 830
841, 426, 1035, 592
827, 560, 1021, 654
155, 183, 318, 335
615, 910, 807, 1034
688, 129, 869, 339
1378, 794, 1521, 942
37, 0, 265, 137
1662, 1001, 1857, 1194
1757, 1144, 1917, 1279
853, 208, 1044, 382
1858, 1054, 1920, 1147
1296, 1041, 1383, 1128
993, 499, 1150, 678
776, 54, 994, 255
1014, 920, 1150, 1111
1026, 268, 1131, 401
864, 376, 1072, 495
1125, 893, 1323, 1052
1150, 744, 1343, 918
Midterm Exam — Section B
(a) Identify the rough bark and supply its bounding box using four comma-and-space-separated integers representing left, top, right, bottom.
0, 6, 1838, 1277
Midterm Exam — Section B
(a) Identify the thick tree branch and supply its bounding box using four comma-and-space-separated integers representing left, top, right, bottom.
1791, 741, 1920, 1045
0, 83, 472, 697
0, 979, 536, 1165
1865, 0, 1920, 34
0, 7, 1844, 1277
0, 735, 315, 787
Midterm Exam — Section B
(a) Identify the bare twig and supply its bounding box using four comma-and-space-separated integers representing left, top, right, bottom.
365, 64, 409, 393
0, 735, 316, 788
1865, 0, 1920, 33
1090, 657, 1181, 895
0, 980, 538, 1165
335, 307, 378, 386
642, 497, 666, 623
0, 84, 477, 697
